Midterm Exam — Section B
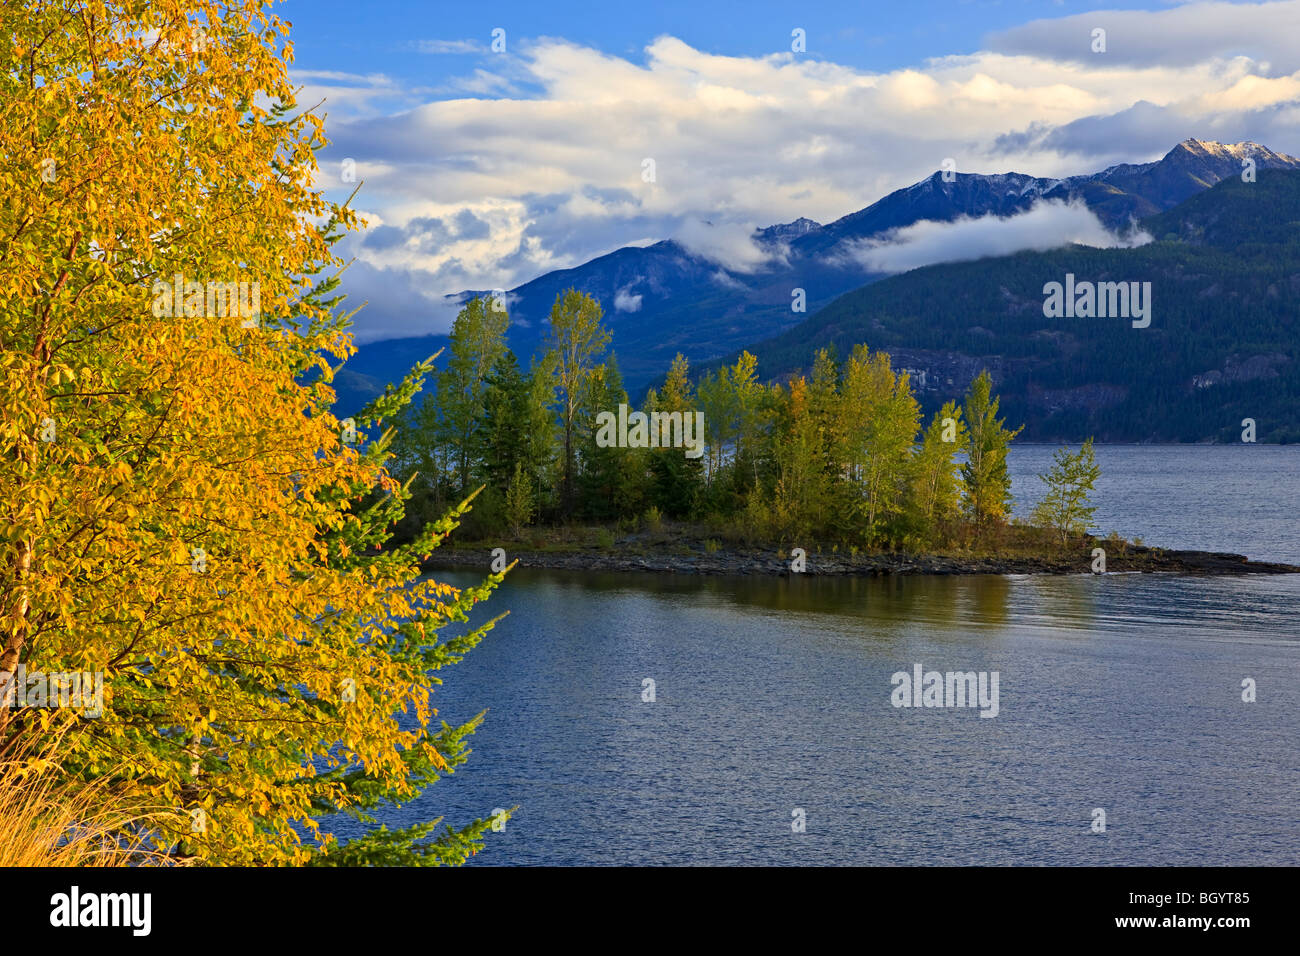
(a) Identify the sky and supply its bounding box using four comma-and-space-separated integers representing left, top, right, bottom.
274, 0, 1300, 342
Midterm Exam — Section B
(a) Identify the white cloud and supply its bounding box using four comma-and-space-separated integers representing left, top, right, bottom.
614, 285, 643, 312
673, 220, 785, 273
313, 3, 1300, 341
332, 259, 467, 343
988, 0, 1300, 71
291, 71, 417, 121
842, 199, 1152, 274
417, 39, 486, 55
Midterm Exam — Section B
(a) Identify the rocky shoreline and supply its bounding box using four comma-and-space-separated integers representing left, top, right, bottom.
422, 542, 1300, 577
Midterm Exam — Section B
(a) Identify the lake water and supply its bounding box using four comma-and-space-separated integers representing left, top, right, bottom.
1008, 443, 1300, 565
341, 445, 1300, 865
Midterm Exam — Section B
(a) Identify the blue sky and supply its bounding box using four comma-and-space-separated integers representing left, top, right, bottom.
281, 1, 1184, 81
272, 0, 1300, 342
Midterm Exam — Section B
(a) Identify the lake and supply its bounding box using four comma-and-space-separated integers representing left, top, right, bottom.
342, 444, 1300, 865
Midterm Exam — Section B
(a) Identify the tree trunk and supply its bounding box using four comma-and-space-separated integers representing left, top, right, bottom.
0, 539, 34, 727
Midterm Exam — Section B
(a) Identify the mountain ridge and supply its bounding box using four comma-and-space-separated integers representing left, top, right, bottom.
336, 139, 1300, 413
726, 168, 1300, 443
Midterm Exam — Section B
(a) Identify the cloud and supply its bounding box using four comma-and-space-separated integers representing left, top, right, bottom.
290, 71, 414, 121
673, 220, 785, 274
313, 3, 1300, 342
359, 224, 409, 251
998, 100, 1191, 159
330, 258, 467, 343
993, 93, 1300, 172
841, 199, 1152, 274
614, 284, 644, 312
987, 0, 1300, 71
417, 39, 486, 55
358, 209, 492, 253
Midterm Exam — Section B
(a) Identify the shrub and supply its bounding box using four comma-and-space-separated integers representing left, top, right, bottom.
644, 505, 663, 533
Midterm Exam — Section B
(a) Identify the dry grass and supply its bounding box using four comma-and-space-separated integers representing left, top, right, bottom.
0, 735, 175, 866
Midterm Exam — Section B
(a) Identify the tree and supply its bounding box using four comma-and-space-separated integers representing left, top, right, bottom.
388, 367, 450, 520
873, 370, 922, 541
841, 349, 918, 542
645, 353, 703, 518
728, 351, 767, 495
909, 401, 968, 539
438, 296, 508, 494
578, 354, 641, 520
524, 352, 560, 520
767, 377, 826, 539
696, 367, 736, 492
960, 370, 1023, 531
544, 289, 610, 517
479, 350, 532, 493
503, 461, 535, 538
1031, 438, 1101, 545
0, 0, 507, 865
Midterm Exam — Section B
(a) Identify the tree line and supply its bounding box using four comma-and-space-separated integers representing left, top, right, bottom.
389, 289, 1098, 550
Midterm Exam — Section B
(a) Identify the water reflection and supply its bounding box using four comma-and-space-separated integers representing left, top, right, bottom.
392, 567, 1300, 866
491, 568, 1031, 632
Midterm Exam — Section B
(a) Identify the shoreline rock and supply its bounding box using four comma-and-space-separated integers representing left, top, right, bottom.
420, 543, 1300, 578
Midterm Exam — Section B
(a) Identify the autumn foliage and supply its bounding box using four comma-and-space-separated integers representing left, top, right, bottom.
1, 0, 506, 864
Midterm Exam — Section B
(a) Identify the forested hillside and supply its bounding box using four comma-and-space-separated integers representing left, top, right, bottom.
737, 170, 1300, 442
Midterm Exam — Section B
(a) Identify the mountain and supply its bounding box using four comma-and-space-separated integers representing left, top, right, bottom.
728, 168, 1300, 442
793, 140, 1299, 256
335, 139, 1300, 413
755, 217, 821, 243
1072, 139, 1298, 222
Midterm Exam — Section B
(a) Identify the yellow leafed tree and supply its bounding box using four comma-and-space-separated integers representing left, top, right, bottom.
0, 0, 508, 864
